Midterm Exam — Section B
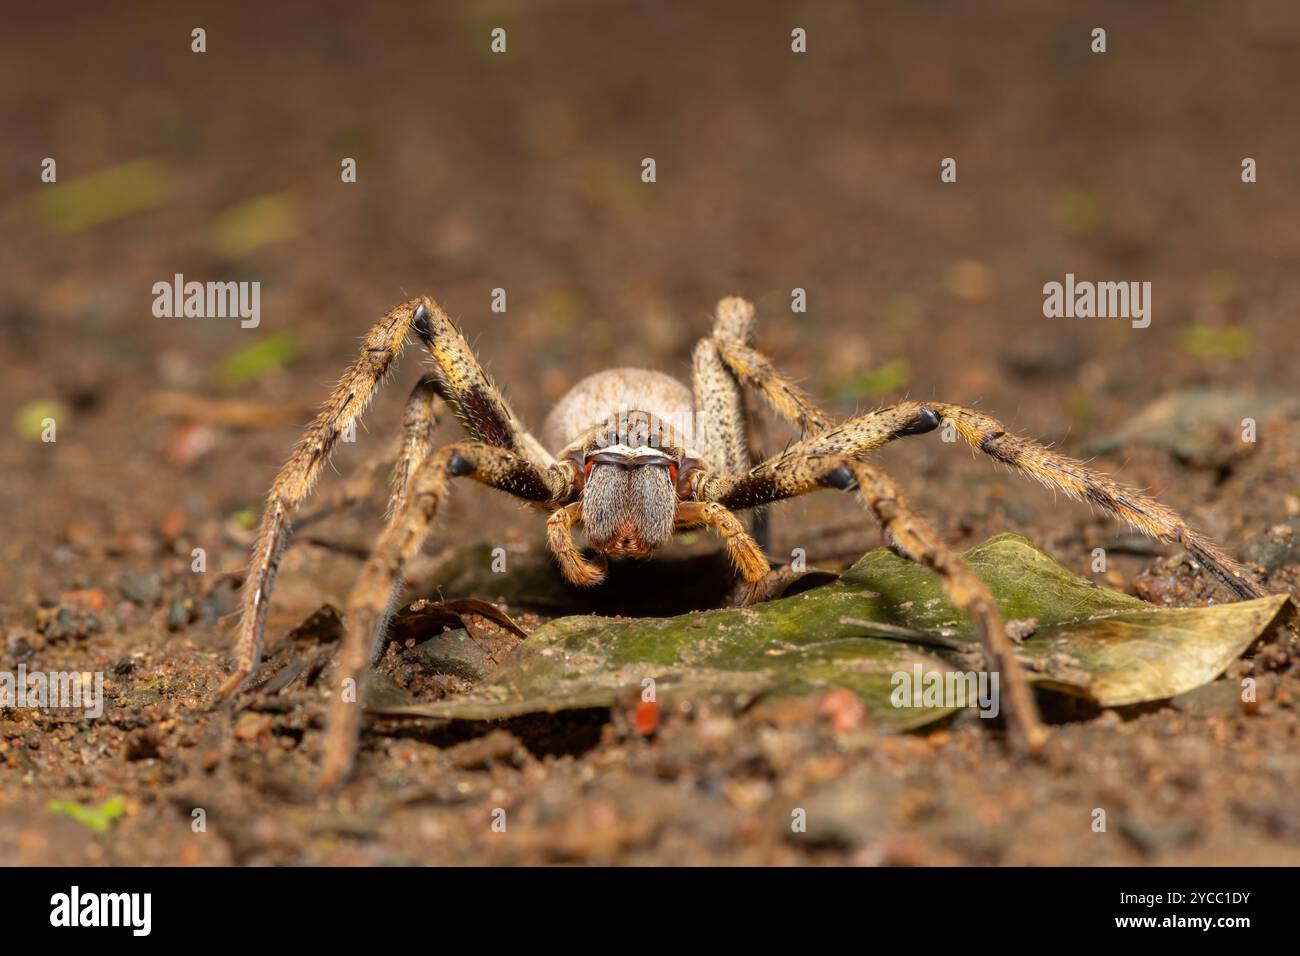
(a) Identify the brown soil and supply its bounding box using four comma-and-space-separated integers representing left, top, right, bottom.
1, 1, 1298, 865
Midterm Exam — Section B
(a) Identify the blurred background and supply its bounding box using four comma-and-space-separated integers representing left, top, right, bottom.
3, 0, 1299, 601
1, 1, 1299, 865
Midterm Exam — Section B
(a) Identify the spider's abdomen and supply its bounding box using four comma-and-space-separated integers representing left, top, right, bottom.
543, 368, 694, 452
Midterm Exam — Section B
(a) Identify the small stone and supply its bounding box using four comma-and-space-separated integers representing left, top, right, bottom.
200, 577, 241, 622
1241, 517, 1300, 574
1119, 816, 1201, 856
5, 630, 34, 660
166, 596, 195, 631
401, 627, 493, 681
37, 607, 102, 641
119, 572, 162, 606
233, 713, 274, 742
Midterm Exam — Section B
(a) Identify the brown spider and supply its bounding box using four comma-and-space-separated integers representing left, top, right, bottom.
215, 295, 1263, 788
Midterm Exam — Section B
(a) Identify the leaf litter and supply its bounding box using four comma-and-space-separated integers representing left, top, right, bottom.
360, 534, 1291, 732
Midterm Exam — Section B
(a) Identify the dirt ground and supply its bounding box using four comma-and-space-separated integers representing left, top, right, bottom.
2, 1, 1298, 865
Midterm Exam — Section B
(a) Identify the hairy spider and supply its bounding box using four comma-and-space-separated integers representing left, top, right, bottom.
214, 295, 1263, 787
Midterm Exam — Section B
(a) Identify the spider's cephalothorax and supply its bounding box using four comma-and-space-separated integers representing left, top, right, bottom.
551, 394, 702, 564
214, 294, 1267, 788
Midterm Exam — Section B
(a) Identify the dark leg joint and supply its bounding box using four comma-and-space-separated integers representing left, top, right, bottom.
823, 463, 858, 491
413, 302, 434, 343
447, 452, 475, 477
979, 431, 1006, 453
895, 406, 941, 437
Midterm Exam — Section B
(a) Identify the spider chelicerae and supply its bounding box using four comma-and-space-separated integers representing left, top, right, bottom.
215, 295, 1263, 787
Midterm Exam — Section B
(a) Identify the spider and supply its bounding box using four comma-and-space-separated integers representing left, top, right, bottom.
215, 295, 1263, 788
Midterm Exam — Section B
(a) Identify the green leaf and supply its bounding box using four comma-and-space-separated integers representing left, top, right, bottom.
823, 359, 912, 401
210, 193, 299, 258
216, 332, 300, 387
366, 535, 1291, 730
48, 796, 126, 834
1054, 188, 1105, 236
13, 399, 64, 441
1180, 325, 1253, 359
16, 159, 173, 233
